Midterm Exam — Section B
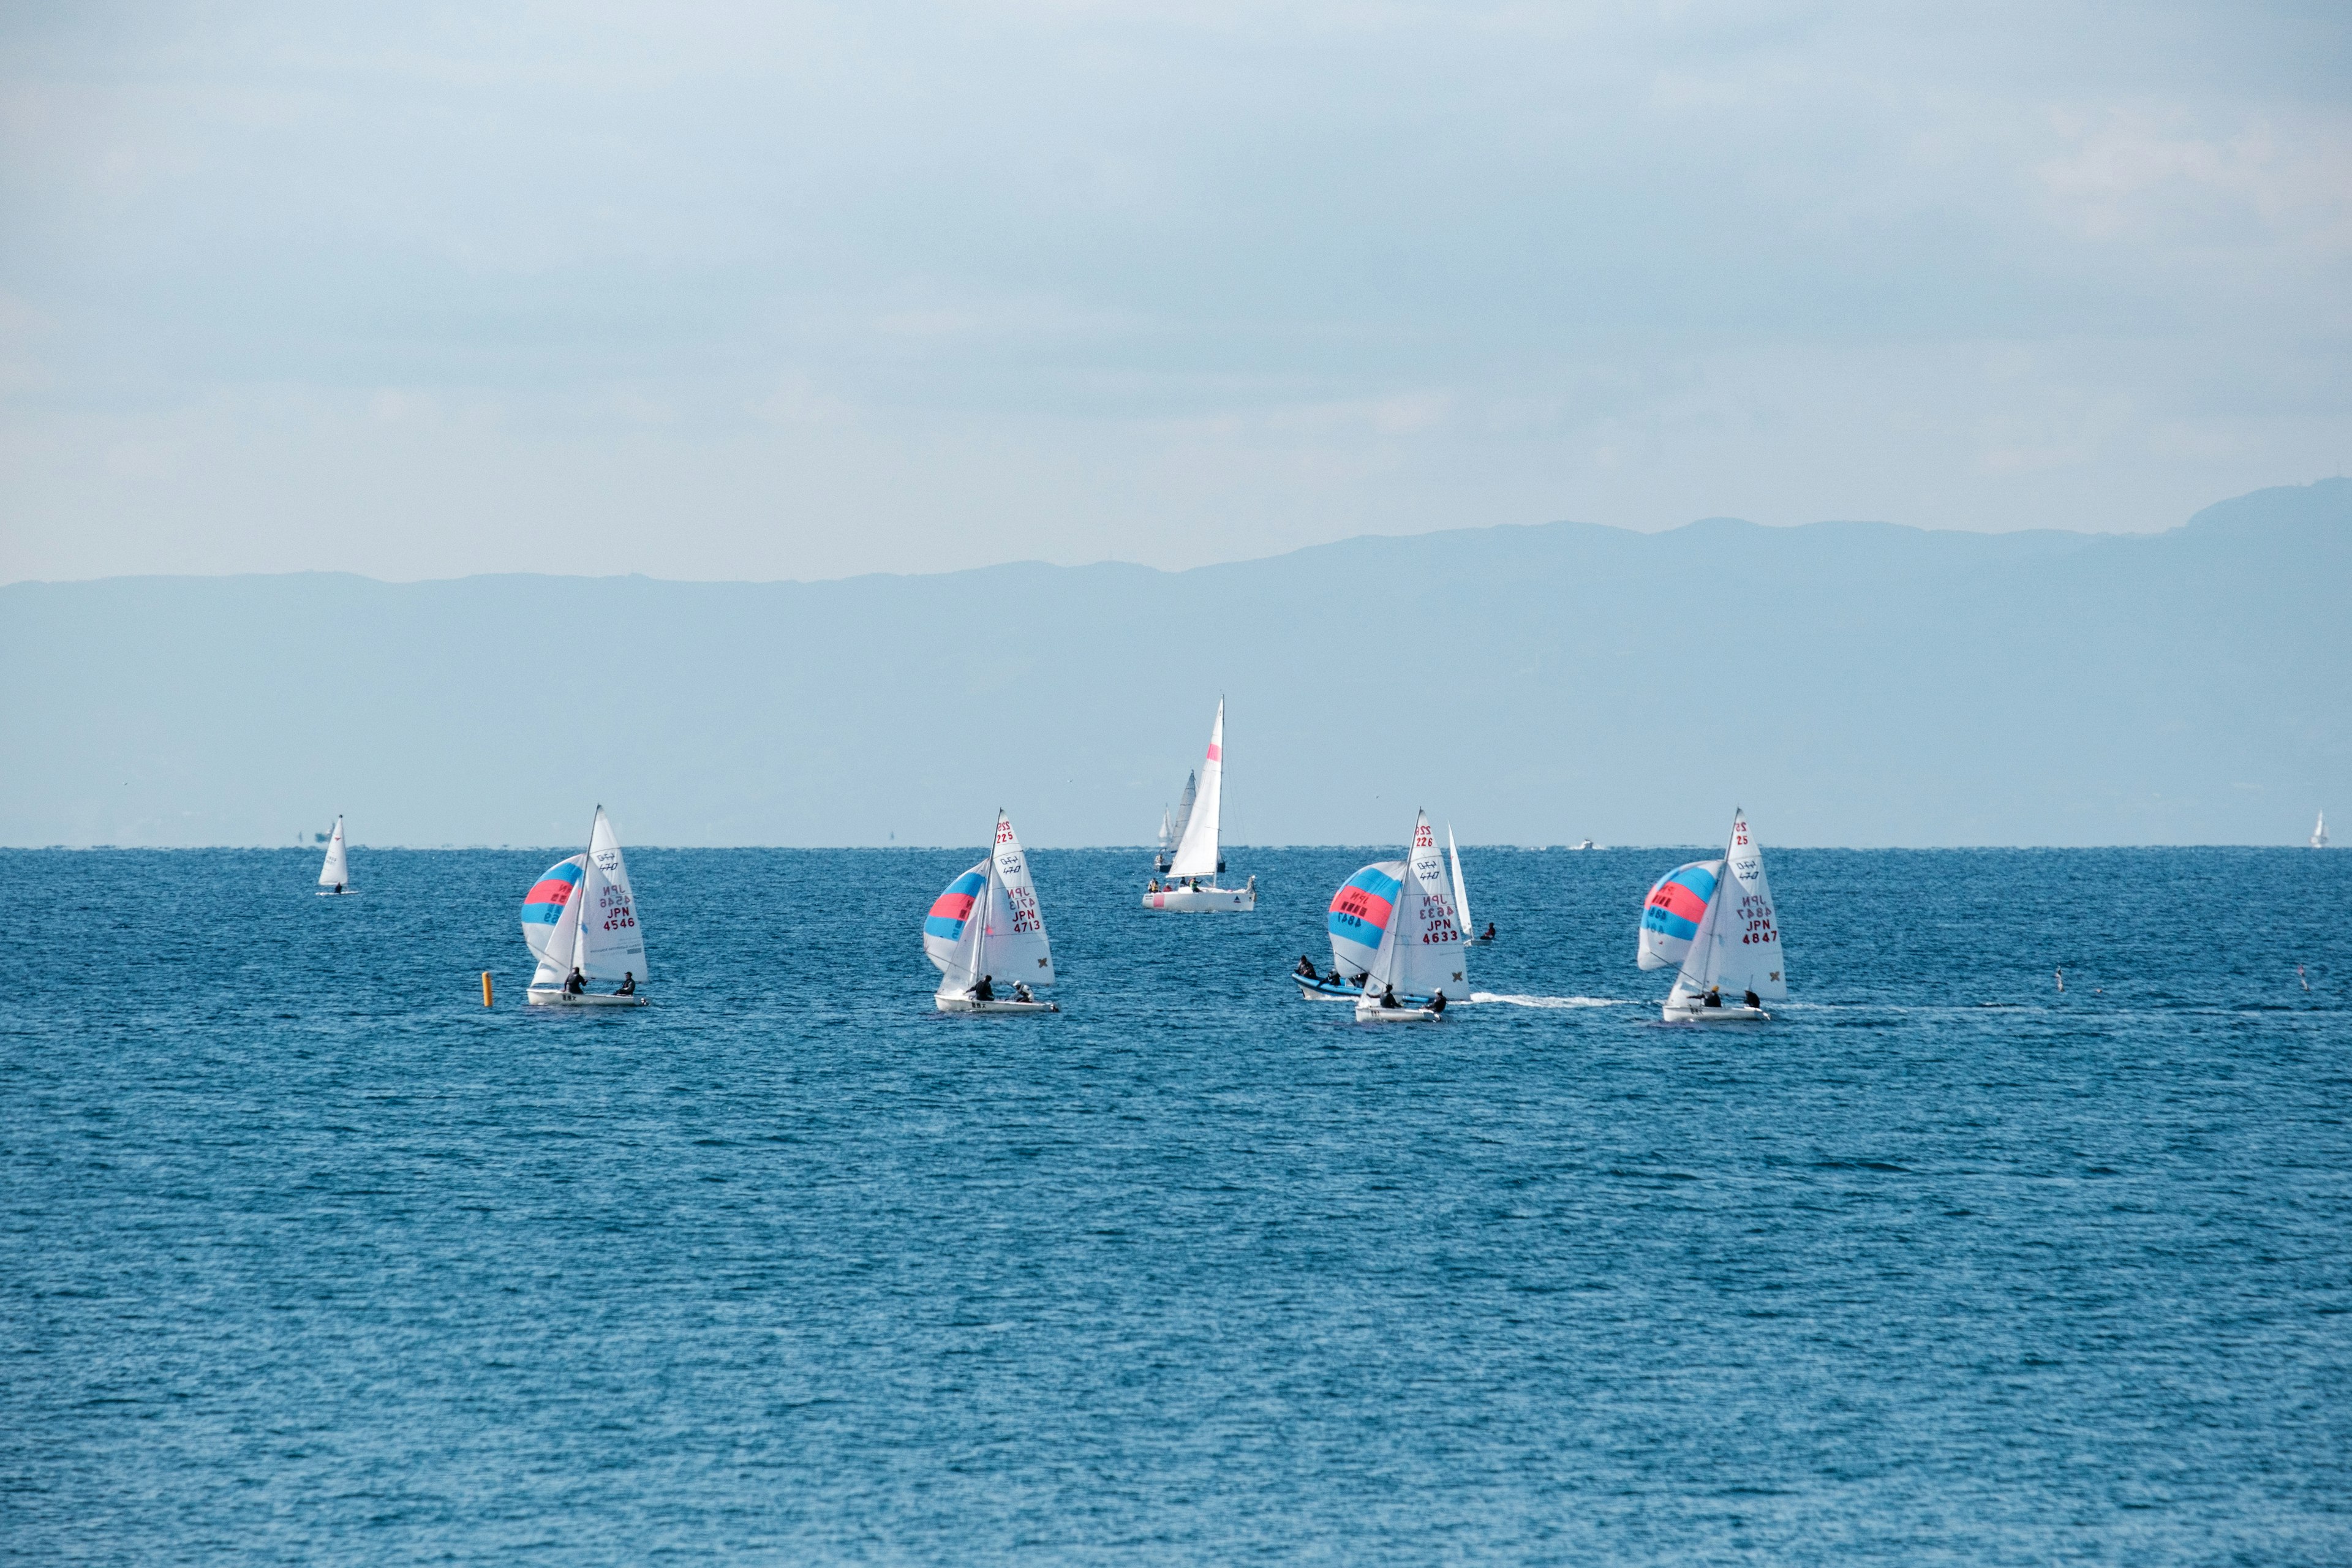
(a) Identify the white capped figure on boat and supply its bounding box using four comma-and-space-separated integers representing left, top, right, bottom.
316, 815, 353, 895
520, 807, 649, 1006
1143, 699, 1256, 911
1638, 808, 1785, 1022
926, 811, 1060, 1014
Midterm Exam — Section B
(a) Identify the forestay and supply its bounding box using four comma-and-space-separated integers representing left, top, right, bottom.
1166, 701, 1225, 878
317, 816, 349, 888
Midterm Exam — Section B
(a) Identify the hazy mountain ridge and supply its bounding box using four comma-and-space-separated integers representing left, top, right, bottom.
4, 481, 2344, 848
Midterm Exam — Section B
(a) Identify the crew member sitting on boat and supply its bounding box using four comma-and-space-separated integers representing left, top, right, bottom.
1743, 989, 1759, 1009
1481, 922, 1495, 941
970, 974, 995, 1001
1013, 981, 1033, 1003
615, 972, 636, 996
1380, 983, 1401, 1009
1428, 990, 1447, 1017
1147, 878, 1159, 892
565, 967, 586, 996
1352, 971, 1370, 989
1294, 956, 1317, 979
1704, 985, 1723, 1008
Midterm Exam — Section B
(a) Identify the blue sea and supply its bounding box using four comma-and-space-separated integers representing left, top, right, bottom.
4, 846, 2348, 1564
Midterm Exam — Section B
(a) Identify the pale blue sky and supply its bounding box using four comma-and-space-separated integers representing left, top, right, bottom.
2, 1, 2346, 582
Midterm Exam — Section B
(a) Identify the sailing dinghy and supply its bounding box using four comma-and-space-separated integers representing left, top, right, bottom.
2315, 812, 2330, 850
521, 807, 650, 1006
1638, 809, 1784, 1022
1350, 811, 1466, 1022
1142, 700, 1256, 911
315, 815, 353, 895
929, 812, 1060, 1013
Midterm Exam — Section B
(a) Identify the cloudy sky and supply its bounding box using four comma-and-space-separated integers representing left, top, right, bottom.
1, 0, 2346, 583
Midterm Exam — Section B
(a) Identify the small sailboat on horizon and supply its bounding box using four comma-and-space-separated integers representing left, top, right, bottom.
1638, 808, 1784, 1022
1143, 700, 1256, 911
927, 811, 1060, 1013
519, 807, 650, 1006
315, 815, 353, 895
2315, 811, 2331, 849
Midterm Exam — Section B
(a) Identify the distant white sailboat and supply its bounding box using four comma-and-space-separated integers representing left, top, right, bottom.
1354, 811, 1466, 1022
927, 811, 1060, 1012
1637, 809, 1784, 1022
1449, 825, 1490, 943
1143, 701, 1256, 911
315, 815, 353, 895
1154, 773, 1194, 872
2315, 811, 2330, 849
520, 807, 649, 1006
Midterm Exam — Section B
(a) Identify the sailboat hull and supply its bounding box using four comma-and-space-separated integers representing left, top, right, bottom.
935, 995, 1060, 1014
1295, 975, 1435, 1005
314, 889, 358, 897
1143, 884, 1256, 911
1661, 1001, 1771, 1023
526, 987, 650, 1008
1355, 1003, 1442, 1023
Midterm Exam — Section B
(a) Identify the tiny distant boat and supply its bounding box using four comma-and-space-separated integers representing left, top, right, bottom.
1143, 701, 1256, 911
1638, 808, 1784, 1023
1570, 839, 1596, 851
521, 807, 650, 1007
929, 811, 1060, 1013
1152, 774, 1194, 873
2316, 812, 2331, 850
1346, 810, 1466, 1022
315, 815, 354, 895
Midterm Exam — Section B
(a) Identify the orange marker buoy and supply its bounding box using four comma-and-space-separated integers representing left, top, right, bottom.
481, 971, 494, 1008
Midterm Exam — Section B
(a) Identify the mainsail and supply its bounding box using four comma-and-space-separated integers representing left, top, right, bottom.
1359, 812, 1467, 1000
578, 807, 647, 982
1167, 701, 1225, 878
317, 816, 350, 888
988, 812, 1055, 984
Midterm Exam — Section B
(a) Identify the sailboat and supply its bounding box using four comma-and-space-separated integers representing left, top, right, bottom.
1638, 808, 1784, 1022
1154, 804, 1177, 870
2315, 812, 2331, 849
1353, 811, 1467, 1022
520, 807, 650, 1007
315, 815, 353, 895
1449, 826, 1488, 943
927, 811, 1060, 1013
1142, 700, 1256, 911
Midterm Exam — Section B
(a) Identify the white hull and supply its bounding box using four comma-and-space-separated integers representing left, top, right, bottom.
314, 889, 358, 897
1298, 981, 1359, 1001
1662, 1001, 1770, 1023
935, 994, 1060, 1014
1356, 1003, 1442, 1023
1142, 884, 1255, 911
527, 987, 649, 1008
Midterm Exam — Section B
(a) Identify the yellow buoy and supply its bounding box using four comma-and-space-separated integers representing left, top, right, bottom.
481, 971, 494, 1008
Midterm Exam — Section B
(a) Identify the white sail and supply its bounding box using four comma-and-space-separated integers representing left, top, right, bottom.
1167, 701, 1225, 878
317, 816, 349, 888
577, 807, 649, 982
989, 811, 1055, 986
1169, 771, 1199, 864
1158, 807, 1175, 853
2316, 812, 2330, 849
1393, 810, 1467, 999
529, 856, 589, 988
1447, 825, 1472, 938
1676, 810, 1785, 1001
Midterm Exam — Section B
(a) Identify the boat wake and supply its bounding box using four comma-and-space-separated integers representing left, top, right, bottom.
1469, 993, 1630, 1009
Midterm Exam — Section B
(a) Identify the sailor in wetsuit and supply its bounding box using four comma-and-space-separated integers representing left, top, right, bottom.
1428, 990, 1447, 1016
1013, 981, 1033, 1003
1325, 967, 1344, 987
615, 972, 636, 996
1380, 984, 1401, 1009
1705, 985, 1723, 1008
1294, 956, 1317, 979
1481, 922, 1496, 941
564, 967, 586, 996
971, 974, 995, 1001
1743, 989, 1760, 1009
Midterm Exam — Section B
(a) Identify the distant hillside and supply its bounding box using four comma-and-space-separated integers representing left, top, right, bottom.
2, 481, 2345, 847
